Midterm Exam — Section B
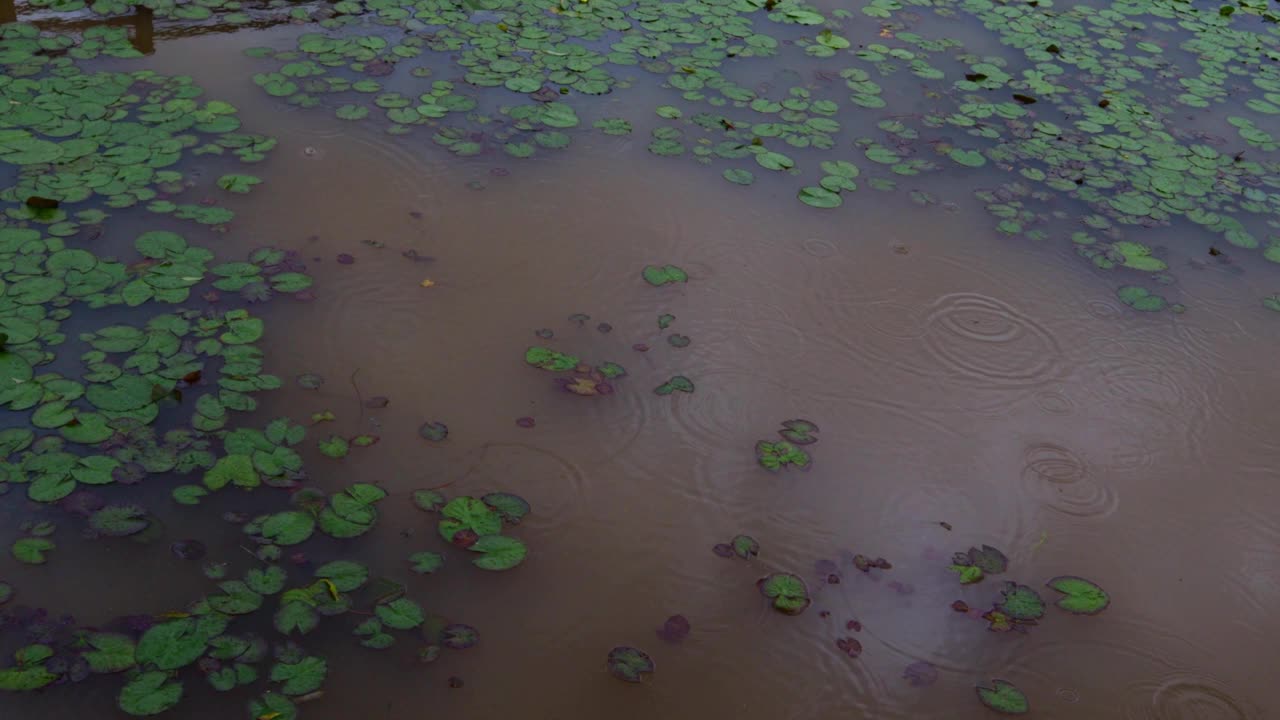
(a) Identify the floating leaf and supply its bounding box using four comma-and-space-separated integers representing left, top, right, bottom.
997, 582, 1046, 620
439, 497, 501, 542
418, 422, 449, 442
656, 615, 690, 643
270, 656, 326, 696
89, 505, 149, 537
410, 552, 444, 574
217, 174, 262, 194
412, 489, 446, 512
314, 560, 369, 592
731, 535, 759, 559
524, 347, 579, 371
755, 440, 810, 471
903, 661, 938, 687
11, 538, 54, 565
482, 492, 530, 523
641, 265, 689, 287
976, 680, 1029, 715
778, 419, 819, 445
757, 573, 811, 615
118, 671, 182, 716
376, 598, 425, 629
441, 624, 479, 649
606, 647, 654, 683
1045, 576, 1109, 615
654, 376, 695, 395
470, 535, 527, 571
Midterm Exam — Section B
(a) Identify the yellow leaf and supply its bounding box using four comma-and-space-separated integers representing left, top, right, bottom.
259, 713, 282, 720
320, 578, 339, 601
420, 279, 435, 288
158, 612, 190, 619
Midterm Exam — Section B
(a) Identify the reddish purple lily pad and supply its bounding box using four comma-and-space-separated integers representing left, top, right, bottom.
655, 615, 690, 643
171, 540, 207, 561
778, 419, 820, 445
712, 543, 734, 558
337, 253, 355, 264
515, 417, 536, 428
836, 636, 862, 657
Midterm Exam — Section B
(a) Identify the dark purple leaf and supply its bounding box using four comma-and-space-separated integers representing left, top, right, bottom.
58, 491, 104, 517
711, 543, 734, 558
534, 329, 554, 339
490, 167, 510, 177
451, 529, 478, 549
112, 463, 146, 485
632, 343, 649, 352
448, 676, 464, 688
241, 282, 273, 303
515, 417, 536, 428
846, 620, 862, 632
655, 615, 690, 643
364, 396, 389, 409
442, 624, 478, 649
171, 540, 207, 561
951, 600, 970, 613
903, 661, 939, 687
596, 323, 612, 334
336, 253, 355, 264
365, 59, 394, 76
778, 419, 820, 445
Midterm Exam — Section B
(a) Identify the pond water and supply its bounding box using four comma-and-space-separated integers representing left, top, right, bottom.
1, 0, 1278, 719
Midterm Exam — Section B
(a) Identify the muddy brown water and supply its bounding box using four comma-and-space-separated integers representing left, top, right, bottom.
3, 22, 1280, 720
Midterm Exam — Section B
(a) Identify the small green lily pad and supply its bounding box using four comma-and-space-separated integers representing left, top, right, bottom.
976, 679, 1029, 714
757, 573, 810, 615
642, 265, 689, 286
1045, 576, 1109, 615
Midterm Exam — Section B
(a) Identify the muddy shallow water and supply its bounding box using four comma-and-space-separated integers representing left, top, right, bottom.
3, 4, 1280, 720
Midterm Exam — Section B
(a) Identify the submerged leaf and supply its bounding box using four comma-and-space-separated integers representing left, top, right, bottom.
606, 647, 654, 683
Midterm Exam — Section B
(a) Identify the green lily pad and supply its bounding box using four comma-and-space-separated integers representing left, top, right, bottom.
410, 551, 444, 574
11, 538, 54, 565
375, 598, 424, 629
976, 679, 1029, 715
270, 656, 326, 696
217, 174, 261, 194
471, 535, 528, 571
757, 573, 810, 615
525, 346, 579, 372
482, 492, 530, 523
642, 265, 689, 286
997, 582, 1045, 620
118, 671, 183, 716
1045, 576, 1109, 615
654, 376, 695, 395
439, 497, 501, 542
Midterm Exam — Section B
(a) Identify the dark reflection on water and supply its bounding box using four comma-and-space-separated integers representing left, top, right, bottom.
2, 14, 1279, 720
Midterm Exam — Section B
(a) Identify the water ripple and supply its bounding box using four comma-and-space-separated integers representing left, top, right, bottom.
921, 292, 1064, 389
1020, 443, 1119, 520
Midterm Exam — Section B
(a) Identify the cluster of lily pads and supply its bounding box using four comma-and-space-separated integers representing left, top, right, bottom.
0, 23, 271, 229
0, 18, 523, 719
945, 543, 1109, 714
232, 0, 1280, 312
755, 419, 818, 471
